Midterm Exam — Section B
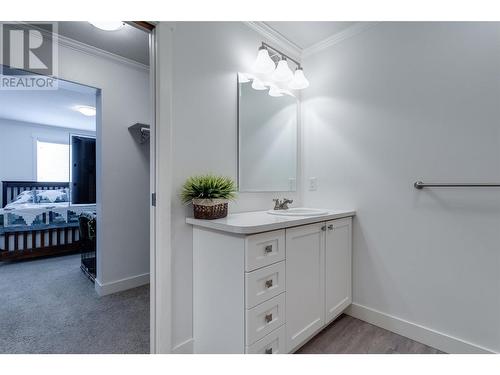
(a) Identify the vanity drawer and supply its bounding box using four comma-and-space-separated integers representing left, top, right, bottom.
245, 325, 286, 354
245, 261, 285, 308
246, 292, 286, 345
245, 230, 285, 272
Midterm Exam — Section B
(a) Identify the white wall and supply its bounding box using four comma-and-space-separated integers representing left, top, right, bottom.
0, 118, 94, 207
54, 40, 150, 292
163, 22, 302, 350
302, 22, 500, 352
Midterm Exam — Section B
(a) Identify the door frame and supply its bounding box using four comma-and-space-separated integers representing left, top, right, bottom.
131, 21, 174, 354
151, 22, 175, 354
4, 20, 168, 353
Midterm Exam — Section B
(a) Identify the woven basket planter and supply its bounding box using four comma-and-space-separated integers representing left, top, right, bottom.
192, 199, 228, 220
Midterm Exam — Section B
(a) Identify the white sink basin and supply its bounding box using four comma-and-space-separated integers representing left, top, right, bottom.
267, 208, 329, 217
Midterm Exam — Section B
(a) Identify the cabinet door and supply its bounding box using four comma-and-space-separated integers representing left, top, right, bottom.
325, 217, 352, 324
285, 222, 325, 352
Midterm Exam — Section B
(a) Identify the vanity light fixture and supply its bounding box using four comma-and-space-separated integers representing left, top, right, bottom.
288, 67, 310, 90
74, 105, 96, 116
88, 21, 125, 31
250, 42, 309, 92
272, 58, 294, 82
253, 45, 276, 74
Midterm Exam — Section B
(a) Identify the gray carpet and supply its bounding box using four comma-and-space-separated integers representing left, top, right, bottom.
0, 254, 149, 354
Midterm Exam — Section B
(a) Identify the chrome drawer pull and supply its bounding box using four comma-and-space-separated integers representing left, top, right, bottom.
265, 279, 273, 288
265, 348, 273, 354
265, 313, 273, 323
328, 224, 334, 230
321, 225, 326, 231
264, 245, 273, 254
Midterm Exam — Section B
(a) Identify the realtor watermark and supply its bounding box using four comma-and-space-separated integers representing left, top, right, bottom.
0, 22, 58, 90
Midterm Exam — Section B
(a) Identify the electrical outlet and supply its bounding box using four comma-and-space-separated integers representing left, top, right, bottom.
309, 177, 318, 191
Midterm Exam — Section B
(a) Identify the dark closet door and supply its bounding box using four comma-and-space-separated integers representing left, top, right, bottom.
71, 135, 96, 204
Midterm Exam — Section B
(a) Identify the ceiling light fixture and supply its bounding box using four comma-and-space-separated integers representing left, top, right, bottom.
88, 21, 125, 31
75, 105, 96, 116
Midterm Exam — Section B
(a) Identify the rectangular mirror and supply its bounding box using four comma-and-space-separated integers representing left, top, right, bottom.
238, 76, 298, 192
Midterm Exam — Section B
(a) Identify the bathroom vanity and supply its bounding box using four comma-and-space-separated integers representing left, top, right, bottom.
187, 209, 355, 354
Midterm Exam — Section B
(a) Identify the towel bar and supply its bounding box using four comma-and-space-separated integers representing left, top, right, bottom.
414, 181, 500, 189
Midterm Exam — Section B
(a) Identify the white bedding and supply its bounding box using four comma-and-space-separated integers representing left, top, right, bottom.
1, 202, 96, 227
3, 202, 70, 211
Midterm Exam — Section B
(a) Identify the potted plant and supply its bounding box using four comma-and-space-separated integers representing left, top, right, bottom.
181, 174, 237, 220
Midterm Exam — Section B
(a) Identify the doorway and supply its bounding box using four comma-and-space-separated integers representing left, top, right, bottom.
0, 21, 154, 354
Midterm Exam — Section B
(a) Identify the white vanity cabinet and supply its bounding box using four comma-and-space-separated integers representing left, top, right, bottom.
286, 218, 353, 352
188, 210, 354, 354
325, 218, 352, 324
285, 222, 326, 352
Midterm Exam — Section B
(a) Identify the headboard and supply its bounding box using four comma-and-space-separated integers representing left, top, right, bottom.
2, 181, 70, 208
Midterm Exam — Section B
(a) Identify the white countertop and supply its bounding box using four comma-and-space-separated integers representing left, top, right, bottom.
186, 209, 356, 234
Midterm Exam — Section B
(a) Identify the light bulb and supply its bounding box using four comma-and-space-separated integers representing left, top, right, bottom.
288, 67, 310, 90
272, 59, 294, 82
253, 47, 276, 74
88, 21, 124, 31
251, 78, 267, 90
268, 86, 283, 97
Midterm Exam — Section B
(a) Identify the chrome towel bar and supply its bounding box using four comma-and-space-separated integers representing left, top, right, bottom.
414, 181, 500, 189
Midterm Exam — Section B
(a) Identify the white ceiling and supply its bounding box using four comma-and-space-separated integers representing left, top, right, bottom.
0, 76, 98, 131
264, 22, 356, 50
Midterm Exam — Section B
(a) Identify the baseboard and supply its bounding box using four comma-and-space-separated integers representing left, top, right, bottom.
95, 273, 150, 296
172, 338, 194, 354
346, 303, 496, 354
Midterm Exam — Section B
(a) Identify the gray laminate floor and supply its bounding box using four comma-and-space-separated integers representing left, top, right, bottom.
296, 314, 444, 354
0, 254, 149, 354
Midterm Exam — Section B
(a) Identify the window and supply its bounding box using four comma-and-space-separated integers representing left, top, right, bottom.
36, 140, 70, 182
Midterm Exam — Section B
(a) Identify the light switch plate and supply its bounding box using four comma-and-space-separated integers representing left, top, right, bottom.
309, 177, 318, 191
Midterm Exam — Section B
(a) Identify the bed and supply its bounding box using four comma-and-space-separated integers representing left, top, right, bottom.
0, 181, 96, 261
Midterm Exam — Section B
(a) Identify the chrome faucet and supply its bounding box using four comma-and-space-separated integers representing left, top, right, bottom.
273, 198, 293, 210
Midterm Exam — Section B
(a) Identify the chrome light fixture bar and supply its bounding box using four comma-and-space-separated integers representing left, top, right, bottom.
261, 42, 301, 69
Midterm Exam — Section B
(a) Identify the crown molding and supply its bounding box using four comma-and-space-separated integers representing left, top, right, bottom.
302, 22, 380, 58
244, 21, 380, 61
13, 22, 149, 72
244, 22, 302, 61
56, 32, 150, 72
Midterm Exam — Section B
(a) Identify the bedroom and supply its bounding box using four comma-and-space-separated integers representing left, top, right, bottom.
0, 22, 151, 353
0, 75, 97, 263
